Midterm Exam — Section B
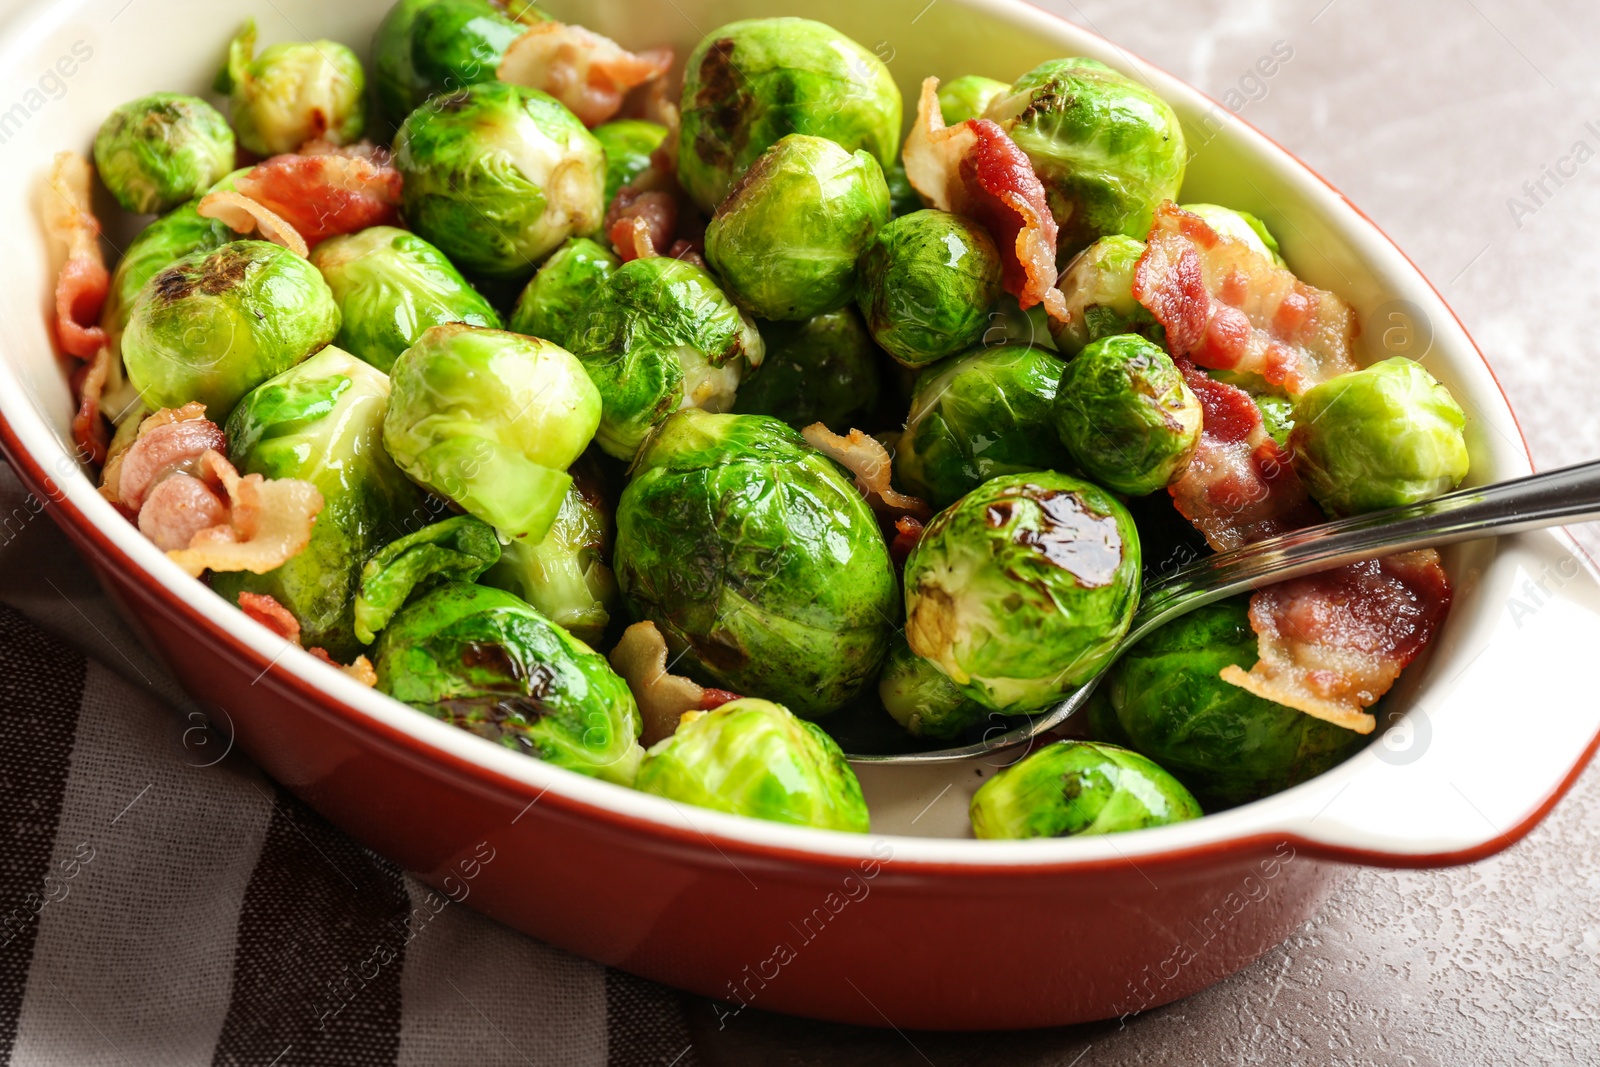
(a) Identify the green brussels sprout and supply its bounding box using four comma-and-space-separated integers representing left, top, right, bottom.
122, 240, 341, 416
507, 237, 620, 348
1050, 235, 1165, 357
732, 308, 881, 432
382, 324, 601, 541
374, 584, 643, 785
1255, 393, 1294, 448
677, 17, 902, 213
215, 19, 367, 157
894, 345, 1073, 508
704, 134, 890, 321
566, 256, 763, 460
1289, 358, 1470, 517
937, 75, 1011, 124
986, 58, 1186, 250
970, 740, 1201, 839
394, 81, 606, 281
904, 472, 1140, 713
1052, 334, 1201, 496
1181, 203, 1285, 266
878, 634, 990, 740
635, 698, 869, 831
92, 93, 235, 215
593, 119, 669, 207
1101, 597, 1363, 806
855, 209, 1003, 368
311, 226, 502, 373
614, 410, 899, 717
353, 515, 501, 644
371, 0, 527, 130
983, 295, 1059, 352
214, 346, 427, 657
885, 159, 922, 218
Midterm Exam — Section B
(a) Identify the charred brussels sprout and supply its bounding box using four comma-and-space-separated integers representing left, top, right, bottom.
311, 226, 501, 372
1050, 235, 1164, 357
353, 515, 501, 644
122, 240, 340, 415
856, 209, 1003, 367
593, 119, 669, 207
937, 75, 1010, 124
614, 410, 899, 717
1289, 357, 1470, 517
878, 634, 989, 740
1101, 598, 1363, 806
636, 698, 869, 832
372, 0, 527, 130
394, 81, 606, 280
732, 308, 881, 432
567, 256, 763, 460
374, 584, 643, 784
970, 740, 1201, 839
895, 345, 1073, 508
382, 324, 600, 542
904, 472, 1140, 714
677, 17, 902, 213
93, 93, 235, 215
216, 19, 366, 156
986, 57, 1185, 250
1053, 334, 1201, 496
1181, 203, 1285, 266
705, 134, 890, 321
508, 237, 620, 348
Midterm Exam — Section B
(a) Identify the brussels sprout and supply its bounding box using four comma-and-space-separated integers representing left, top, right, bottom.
937, 75, 1011, 124
970, 740, 1201, 839
677, 17, 902, 213
394, 81, 606, 281
214, 347, 427, 657
986, 58, 1186, 250
614, 410, 899, 717
566, 256, 763, 460
856, 209, 1003, 367
885, 159, 922, 218
1289, 357, 1469, 517
636, 698, 869, 831
878, 634, 990, 740
353, 515, 501, 644
92, 93, 235, 215
374, 584, 643, 784
593, 119, 669, 207
895, 345, 1073, 508
1255, 393, 1294, 448
122, 240, 340, 416
372, 0, 527, 130
1050, 235, 1165, 357
732, 308, 881, 432
507, 237, 620, 348
983, 295, 1059, 352
215, 19, 367, 157
904, 472, 1140, 713
311, 226, 501, 372
704, 134, 890, 321
382, 324, 601, 541
1181, 203, 1285, 266
1101, 597, 1363, 806
1053, 334, 1201, 496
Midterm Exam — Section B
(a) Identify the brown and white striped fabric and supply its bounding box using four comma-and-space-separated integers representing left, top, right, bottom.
0, 466, 700, 1066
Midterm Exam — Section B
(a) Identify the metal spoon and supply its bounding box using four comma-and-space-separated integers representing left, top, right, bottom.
846, 458, 1600, 764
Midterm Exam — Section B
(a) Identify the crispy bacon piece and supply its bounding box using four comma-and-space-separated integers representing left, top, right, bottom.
497, 22, 672, 127
234, 146, 402, 246
44, 152, 110, 361
889, 515, 925, 570
165, 450, 323, 578
605, 188, 677, 262
698, 688, 742, 711
609, 621, 705, 746
198, 191, 310, 257
307, 646, 378, 687
801, 424, 932, 522
239, 591, 301, 643
1133, 202, 1358, 395
70, 347, 111, 466
138, 472, 230, 550
903, 78, 1066, 320
105, 404, 227, 511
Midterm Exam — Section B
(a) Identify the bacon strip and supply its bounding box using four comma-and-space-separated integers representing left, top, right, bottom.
239, 591, 301, 643
801, 424, 932, 521
903, 77, 1066, 320
70, 347, 111, 466
609, 621, 706, 746
309, 647, 379, 687
198, 191, 310, 257
605, 188, 676, 262
1133, 202, 1358, 395
234, 146, 402, 246
44, 152, 110, 361
497, 22, 672, 127
164, 450, 323, 578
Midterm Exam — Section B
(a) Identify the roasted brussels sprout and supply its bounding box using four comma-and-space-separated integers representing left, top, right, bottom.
885, 159, 922, 217
1181, 203, 1285, 266
372, 0, 526, 130
677, 17, 902, 213
970, 740, 1202, 839
507, 237, 620, 348
374, 584, 643, 784
382, 324, 600, 542
732, 308, 881, 432
353, 515, 501, 644
1101, 597, 1363, 806
878, 634, 990, 740
311, 226, 501, 372
636, 698, 869, 831
593, 119, 669, 207
93, 93, 235, 215
1289, 357, 1469, 517
1255, 393, 1294, 448
614, 410, 899, 717
895, 345, 1073, 508
122, 240, 341, 415
216, 19, 367, 156
986, 57, 1186, 250
704, 134, 890, 321
566, 256, 763, 460
904, 472, 1140, 713
855, 209, 1003, 367
1053, 334, 1201, 496
394, 81, 606, 280
1050, 235, 1164, 357
937, 75, 1011, 124
215, 346, 427, 657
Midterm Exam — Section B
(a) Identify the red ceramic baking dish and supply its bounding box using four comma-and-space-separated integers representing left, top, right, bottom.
4, 0, 1599, 1030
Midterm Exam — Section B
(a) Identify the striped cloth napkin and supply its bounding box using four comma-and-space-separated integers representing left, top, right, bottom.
0, 464, 703, 1066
